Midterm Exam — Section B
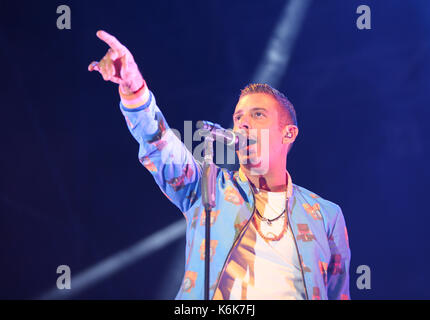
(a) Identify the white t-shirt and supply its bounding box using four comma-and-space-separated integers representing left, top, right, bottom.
214, 188, 306, 300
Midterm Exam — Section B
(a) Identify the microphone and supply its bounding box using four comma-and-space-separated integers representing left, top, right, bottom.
196, 120, 256, 150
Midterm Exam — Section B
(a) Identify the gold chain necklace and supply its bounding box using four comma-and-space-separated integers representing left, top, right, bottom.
253, 199, 289, 241
255, 207, 285, 225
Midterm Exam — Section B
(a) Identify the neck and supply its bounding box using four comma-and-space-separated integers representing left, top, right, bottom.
240, 159, 288, 192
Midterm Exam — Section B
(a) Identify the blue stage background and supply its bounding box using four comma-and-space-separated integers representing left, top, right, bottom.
1, 0, 429, 299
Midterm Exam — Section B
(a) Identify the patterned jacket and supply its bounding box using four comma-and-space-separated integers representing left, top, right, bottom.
119, 84, 351, 300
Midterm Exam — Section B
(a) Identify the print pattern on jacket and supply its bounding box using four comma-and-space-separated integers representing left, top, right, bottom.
119, 88, 351, 300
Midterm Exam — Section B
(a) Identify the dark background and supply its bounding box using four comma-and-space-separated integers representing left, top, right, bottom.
1, 0, 429, 299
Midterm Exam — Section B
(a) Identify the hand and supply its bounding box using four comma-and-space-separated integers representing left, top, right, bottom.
88, 30, 144, 95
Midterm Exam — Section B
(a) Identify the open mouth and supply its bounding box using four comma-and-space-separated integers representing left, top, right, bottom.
235, 129, 267, 168
238, 142, 257, 155
238, 143, 261, 167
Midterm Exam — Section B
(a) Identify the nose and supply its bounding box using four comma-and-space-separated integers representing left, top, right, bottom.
238, 116, 250, 131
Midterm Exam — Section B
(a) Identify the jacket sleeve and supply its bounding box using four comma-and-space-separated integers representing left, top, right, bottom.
118, 82, 201, 215
327, 205, 351, 300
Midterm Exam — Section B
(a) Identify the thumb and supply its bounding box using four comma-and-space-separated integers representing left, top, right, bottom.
88, 61, 100, 72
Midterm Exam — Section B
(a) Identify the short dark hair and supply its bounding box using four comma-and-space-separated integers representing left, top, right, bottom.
239, 83, 298, 128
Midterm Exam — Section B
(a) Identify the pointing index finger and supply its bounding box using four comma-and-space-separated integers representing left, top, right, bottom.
96, 30, 127, 55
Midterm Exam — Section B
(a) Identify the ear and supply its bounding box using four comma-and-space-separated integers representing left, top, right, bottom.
282, 125, 299, 144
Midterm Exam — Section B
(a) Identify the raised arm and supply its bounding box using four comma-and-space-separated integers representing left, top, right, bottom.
88, 30, 202, 214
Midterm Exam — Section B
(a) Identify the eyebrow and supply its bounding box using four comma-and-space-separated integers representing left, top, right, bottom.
233, 107, 268, 117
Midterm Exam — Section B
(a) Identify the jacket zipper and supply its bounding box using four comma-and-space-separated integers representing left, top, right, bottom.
211, 191, 256, 299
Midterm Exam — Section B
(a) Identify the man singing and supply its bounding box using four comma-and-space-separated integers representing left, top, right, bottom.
89, 30, 351, 300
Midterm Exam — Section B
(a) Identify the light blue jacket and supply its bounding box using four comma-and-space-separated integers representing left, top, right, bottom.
119, 90, 351, 300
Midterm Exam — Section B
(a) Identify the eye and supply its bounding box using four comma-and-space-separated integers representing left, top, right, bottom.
234, 115, 242, 122
254, 111, 265, 119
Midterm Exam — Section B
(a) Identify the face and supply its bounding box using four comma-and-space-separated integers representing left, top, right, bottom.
233, 93, 293, 175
